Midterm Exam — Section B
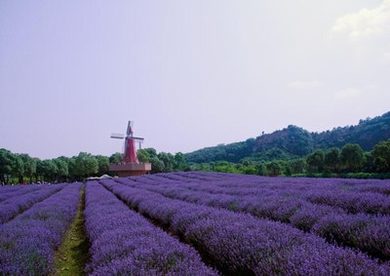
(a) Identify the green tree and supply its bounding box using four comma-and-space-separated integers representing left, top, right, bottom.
239, 160, 257, 175
67, 157, 77, 181
35, 159, 44, 182
174, 152, 189, 171
53, 158, 69, 181
306, 150, 325, 173
324, 148, 340, 173
74, 152, 98, 179
109, 152, 123, 164
143, 148, 158, 158
289, 159, 306, 174
138, 148, 188, 172
0, 149, 13, 184
150, 157, 165, 173
371, 140, 390, 172
242, 165, 257, 175
158, 152, 175, 172
362, 152, 375, 172
212, 161, 239, 173
191, 163, 211, 172
281, 161, 292, 176
137, 149, 151, 163
340, 144, 364, 172
11, 154, 25, 184
95, 155, 110, 175
37, 159, 58, 182
256, 163, 266, 175
20, 154, 37, 183
265, 161, 282, 176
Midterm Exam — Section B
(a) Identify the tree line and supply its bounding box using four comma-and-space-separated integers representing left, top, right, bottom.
0, 148, 189, 185
190, 140, 390, 178
1, 139, 389, 184
0, 151, 114, 184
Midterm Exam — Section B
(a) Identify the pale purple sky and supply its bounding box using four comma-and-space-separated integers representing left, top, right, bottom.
1, 0, 389, 159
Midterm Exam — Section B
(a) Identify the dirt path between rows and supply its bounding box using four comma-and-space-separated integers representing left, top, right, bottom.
53, 187, 89, 276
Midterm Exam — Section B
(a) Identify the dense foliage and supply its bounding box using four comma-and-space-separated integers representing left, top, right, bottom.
0, 147, 190, 184
191, 140, 390, 177
136, 148, 189, 173
0, 150, 108, 184
1, 139, 389, 184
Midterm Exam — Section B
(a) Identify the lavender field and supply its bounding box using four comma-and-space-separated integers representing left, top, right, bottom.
1, 172, 390, 275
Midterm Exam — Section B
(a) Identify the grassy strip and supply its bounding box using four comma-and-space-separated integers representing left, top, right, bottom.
53, 186, 89, 276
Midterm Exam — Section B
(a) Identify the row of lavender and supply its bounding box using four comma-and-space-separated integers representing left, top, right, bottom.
116, 174, 390, 260
156, 171, 390, 197
84, 181, 216, 275
147, 172, 390, 215
159, 172, 390, 218
131, 173, 390, 215
0, 183, 80, 275
0, 185, 41, 203
0, 184, 65, 224
101, 179, 390, 275
1, 181, 217, 275
1, 173, 388, 275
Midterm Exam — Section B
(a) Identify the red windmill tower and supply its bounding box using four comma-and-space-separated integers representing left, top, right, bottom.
109, 121, 151, 176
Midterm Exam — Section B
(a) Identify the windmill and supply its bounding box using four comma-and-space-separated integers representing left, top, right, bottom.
109, 121, 151, 176
110, 121, 144, 163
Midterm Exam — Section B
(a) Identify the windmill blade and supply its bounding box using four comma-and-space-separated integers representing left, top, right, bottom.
127, 121, 134, 135
132, 136, 144, 142
111, 133, 125, 139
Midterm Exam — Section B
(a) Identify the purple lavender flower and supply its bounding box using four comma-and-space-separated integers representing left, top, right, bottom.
0, 184, 80, 275
101, 178, 389, 275
84, 181, 216, 275
0, 184, 64, 224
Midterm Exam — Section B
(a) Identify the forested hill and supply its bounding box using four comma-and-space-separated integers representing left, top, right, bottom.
185, 111, 390, 163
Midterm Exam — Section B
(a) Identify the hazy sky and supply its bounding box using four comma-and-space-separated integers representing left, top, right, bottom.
1, 0, 389, 159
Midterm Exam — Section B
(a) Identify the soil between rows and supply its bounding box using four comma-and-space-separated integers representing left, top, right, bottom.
53, 186, 90, 276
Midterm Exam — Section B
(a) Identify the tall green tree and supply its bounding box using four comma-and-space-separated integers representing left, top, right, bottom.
306, 150, 325, 173
0, 149, 13, 184
109, 152, 123, 164
74, 152, 98, 179
371, 140, 390, 172
11, 154, 25, 184
239, 160, 257, 175
144, 148, 158, 157
362, 152, 375, 173
137, 149, 151, 163
95, 155, 110, 175
265, 161, 282, 176
174, 152, 189, 171
37, 159, 58, 182
67, 157, 77, 181
158, 152, 175, 172
324, 148, 340, 173
256, 163, 266, 176
340, 144, 364, 172
289, 159, 306, 174
53, 158, 69, 182
20, 154, 37, 183
150, 157, 165, 173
